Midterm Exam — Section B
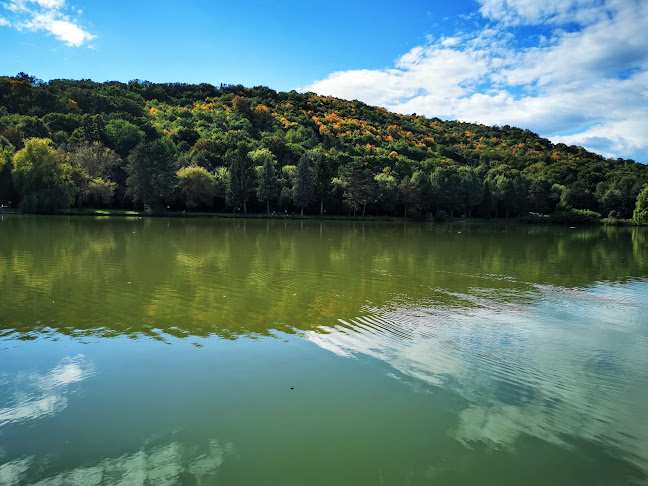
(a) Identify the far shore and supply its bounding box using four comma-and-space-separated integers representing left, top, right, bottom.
0, 208, 641, 226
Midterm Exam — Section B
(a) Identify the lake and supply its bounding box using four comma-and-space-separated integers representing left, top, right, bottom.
1, 215, 647, 485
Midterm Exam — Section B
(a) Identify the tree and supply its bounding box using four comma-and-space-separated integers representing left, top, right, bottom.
431, 165, 462, 216
65, 142, 121, 207
106, 119, 144, 158
560, 182, 598, 211
311, 149, 334, 215
226, 142, 255, 213
633, 185, 648, 225
232, 96, 251, 116
251, 148, 279, 214
598, 180, 640, 219
459, 167, 483, 217
375, 171, 398, 215
213, 166, 230, 210
292, 155, 315, 215
477, 179, 496, 218
12, 138, 75, 211
0, 136, 17, 205
338, 158, 375, 216
399, 175, 420, 217
490, 175, 528, 218
69, 115, 108, 146
528, 178, 557, 214
176, 166, 214, 210
126, 139, 177, 210
411, 170, 433, 213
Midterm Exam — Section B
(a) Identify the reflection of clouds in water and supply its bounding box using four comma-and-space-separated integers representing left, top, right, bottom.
305, 280, 648, 473
0, 456, 33, 486
0, 438, 233, 486
0, 355, 94, 427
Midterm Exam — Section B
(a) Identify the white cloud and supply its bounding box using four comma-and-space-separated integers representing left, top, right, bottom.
0, 16, 10, 26
23, 11, 94, 46
478, 0, 614, 25
1, 0, 94, 47
303, 0, 648, 161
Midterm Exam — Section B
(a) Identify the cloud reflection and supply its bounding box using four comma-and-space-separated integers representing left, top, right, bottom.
304, 280, 648, 475
0, 437, 233, 486
0, 355, 94, 427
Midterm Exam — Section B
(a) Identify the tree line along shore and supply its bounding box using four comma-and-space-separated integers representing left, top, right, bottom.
1, 73, 648, 224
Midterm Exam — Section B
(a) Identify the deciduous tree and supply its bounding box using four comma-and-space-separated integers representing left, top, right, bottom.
12, 138, 75, 211
633, 185, 648, 225
126, 139, 177, 210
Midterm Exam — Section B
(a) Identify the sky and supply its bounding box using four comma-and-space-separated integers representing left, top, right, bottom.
1, 0, 647, 162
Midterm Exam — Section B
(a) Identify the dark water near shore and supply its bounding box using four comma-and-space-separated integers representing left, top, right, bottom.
1, 216, 647, 485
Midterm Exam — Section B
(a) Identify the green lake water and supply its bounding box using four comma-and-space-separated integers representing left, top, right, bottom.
1, 215, 647, 485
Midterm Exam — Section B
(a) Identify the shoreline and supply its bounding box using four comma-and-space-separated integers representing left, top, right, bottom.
1, 208, 641, 226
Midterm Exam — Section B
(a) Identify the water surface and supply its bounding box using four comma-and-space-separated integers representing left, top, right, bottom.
1, 216, 647, 485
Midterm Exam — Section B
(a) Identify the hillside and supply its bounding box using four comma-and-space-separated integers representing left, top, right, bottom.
1, 73, 647, 220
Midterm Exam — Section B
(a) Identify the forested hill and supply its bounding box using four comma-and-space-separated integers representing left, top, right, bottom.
1, 73, 648, 221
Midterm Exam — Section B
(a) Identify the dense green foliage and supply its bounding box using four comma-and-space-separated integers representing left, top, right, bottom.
1, 73, 647, 220
634, 186, 648, 225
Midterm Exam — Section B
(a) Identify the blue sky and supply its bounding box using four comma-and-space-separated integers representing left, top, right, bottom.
1, 0, 647, 162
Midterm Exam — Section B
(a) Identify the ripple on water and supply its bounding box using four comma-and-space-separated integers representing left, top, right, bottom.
304, 279, 648, 477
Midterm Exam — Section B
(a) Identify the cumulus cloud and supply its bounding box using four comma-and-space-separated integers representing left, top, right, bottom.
0, 0, 94, 47
303, 0, 648, 161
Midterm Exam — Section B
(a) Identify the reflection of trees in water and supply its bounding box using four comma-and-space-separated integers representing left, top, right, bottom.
0, 217, 647, 339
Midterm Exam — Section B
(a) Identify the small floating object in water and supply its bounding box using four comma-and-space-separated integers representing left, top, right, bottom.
570, 226, 576, 229
290, 387, 294, 390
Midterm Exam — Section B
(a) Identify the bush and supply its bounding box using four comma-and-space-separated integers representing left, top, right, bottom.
550, 209, 601, 224
434, 209, 449, 222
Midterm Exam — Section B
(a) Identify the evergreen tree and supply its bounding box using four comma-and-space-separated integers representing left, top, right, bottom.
226, 142, 256, 213
251, 148, 279, 214
311, 149, 334, 215
293, 155, 315, 216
